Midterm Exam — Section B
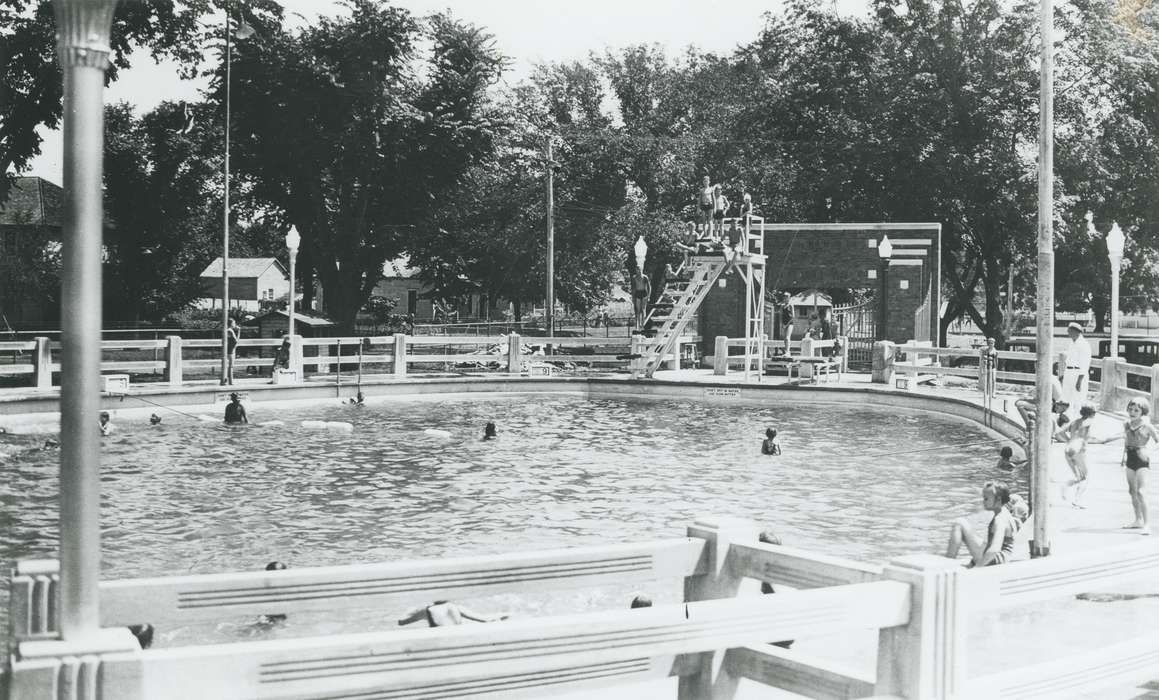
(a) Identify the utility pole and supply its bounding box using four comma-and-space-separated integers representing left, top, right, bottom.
545, 139, 555, 339
1031, 0, 1054, 558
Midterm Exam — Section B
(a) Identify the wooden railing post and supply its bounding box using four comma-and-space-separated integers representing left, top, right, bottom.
506, 333, 522, 374
164, 335, 182, 387
392, 333, 407, 377
1150, 364, 1159, 423
874, 554, 965, 699
629, 334, 644, 379
713, 336, 728, 376
1099, 356, 1118, 411
679, 517, 760, 700
33, 336, 51, 390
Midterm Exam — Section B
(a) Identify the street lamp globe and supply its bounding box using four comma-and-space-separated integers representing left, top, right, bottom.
285, 225, 301, 254
1106, 222, 1125, 261
878, 234, 893, 260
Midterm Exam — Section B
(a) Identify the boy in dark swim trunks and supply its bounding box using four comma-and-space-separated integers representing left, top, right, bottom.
944, 480, 1017, 566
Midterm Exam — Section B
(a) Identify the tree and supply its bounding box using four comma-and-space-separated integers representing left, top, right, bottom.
0, 0, 249, 203
225, 2, 504, 332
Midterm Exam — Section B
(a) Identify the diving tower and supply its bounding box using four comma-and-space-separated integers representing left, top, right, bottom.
639, 216, 766, 379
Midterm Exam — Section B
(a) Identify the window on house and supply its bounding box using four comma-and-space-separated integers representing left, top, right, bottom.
407, 290, 417, 314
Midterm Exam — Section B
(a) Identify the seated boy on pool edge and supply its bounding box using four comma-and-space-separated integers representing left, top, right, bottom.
944, 480, 1017, 567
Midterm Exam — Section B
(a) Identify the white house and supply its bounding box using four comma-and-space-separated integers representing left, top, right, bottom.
198, 257, 289, 312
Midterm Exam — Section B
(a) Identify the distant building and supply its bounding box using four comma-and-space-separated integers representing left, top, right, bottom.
0, 177, 64, 329
786, 289, 833, 338
371, 256, 503, 321
198, 257, 289, 312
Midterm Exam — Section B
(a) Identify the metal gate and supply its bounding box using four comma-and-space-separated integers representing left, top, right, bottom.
833, 299, 877, 370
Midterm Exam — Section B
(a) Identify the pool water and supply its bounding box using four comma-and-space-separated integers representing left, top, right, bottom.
1, 394, 1021, 647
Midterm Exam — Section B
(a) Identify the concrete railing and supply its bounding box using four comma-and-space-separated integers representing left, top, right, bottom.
6, 516, 954, 700
0, 333, 698, 390
889, 342, 1159, 421
1097, 356, 1159, 416
10, 517, 1159, 698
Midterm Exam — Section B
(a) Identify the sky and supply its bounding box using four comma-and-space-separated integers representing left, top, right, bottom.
26, 0, 867, 181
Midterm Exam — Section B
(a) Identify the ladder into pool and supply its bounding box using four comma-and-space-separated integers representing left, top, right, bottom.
640, 216, 767, 379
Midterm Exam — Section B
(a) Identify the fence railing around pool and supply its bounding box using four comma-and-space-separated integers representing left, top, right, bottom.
1, 333, 697, 390
9, 517, 1159, 699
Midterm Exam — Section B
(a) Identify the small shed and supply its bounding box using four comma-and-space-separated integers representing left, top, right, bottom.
786, 289, 833, 337
247, 310, 335, 340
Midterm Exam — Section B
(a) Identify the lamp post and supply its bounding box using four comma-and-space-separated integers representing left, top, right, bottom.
878, 235, 893, 341
1089, 212, 1126, 359
219, 6, 254, 384
286, 226, 300, 338
51, 0, 119, 639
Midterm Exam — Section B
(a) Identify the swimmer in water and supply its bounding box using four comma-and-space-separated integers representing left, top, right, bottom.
994, 445, 1025, 471
98, 411, 114, 436
224, 393, 248, 424
149, 413, 162, 425
483, 421, 497, 440
629, 594, 652, 609
398, 600, 509, 627
349, 391, 365, 405
259, 561, 288, 623
761, 428, 781, 455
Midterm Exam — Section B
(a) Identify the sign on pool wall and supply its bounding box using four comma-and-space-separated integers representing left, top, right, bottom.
703, 387, 741, 399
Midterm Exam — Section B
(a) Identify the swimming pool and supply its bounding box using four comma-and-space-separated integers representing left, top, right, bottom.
0, 393, 1020, 644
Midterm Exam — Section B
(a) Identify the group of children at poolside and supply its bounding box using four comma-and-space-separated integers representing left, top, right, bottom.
758, 391, 1159, 567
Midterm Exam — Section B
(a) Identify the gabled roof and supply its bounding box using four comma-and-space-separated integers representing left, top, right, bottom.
247, 310, 334, 327
788, 290, 833, 307
200, 257, 287, 278
0, 177, 64, 227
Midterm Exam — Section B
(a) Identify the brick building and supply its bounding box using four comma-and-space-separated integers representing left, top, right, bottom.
0, 177, 65, 329
701, 223, 941, 356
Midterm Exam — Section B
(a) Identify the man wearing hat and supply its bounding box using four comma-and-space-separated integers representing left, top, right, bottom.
1062, 322, 1091, 418
224, 392, 248, 424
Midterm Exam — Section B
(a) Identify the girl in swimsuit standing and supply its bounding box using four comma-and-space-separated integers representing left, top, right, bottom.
1106, 397, 1159, 533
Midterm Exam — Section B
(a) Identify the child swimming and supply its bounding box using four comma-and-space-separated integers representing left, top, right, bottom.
761, 428, 781, 455
995, 445, 1026, 471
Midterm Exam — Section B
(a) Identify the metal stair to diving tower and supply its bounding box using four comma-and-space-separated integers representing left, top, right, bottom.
638, 256, 728, 378
640, 215, 767, 379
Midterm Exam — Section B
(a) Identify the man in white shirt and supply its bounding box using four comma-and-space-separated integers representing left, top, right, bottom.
1062, 322, 1091, 418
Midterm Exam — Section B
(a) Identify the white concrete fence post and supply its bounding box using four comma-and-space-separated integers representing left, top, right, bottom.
507, 333, 522, 374
1151, 364, 1159, 423
630, 334, 645, 378
392, 333, 407, 377
679, 517, 761, 700
289, 334, 304, 380
33, 336, 51, 390
872, 340, 896, 384
874, 554, 965, 699
164, 335, 182, 387
713, 336, 728, 376
1099, 356, 1118, 411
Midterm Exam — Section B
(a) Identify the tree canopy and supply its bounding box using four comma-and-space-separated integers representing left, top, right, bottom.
5, 0, 1158, 337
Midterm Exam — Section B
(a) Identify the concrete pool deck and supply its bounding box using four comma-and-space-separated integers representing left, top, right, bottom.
3, 367, 1158, 697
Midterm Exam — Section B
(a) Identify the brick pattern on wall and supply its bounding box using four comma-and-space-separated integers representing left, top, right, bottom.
699, 224, 940, 354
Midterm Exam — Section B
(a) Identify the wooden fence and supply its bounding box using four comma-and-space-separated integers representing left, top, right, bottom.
9, 517, 1159, 699
1, 333, 697, 391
